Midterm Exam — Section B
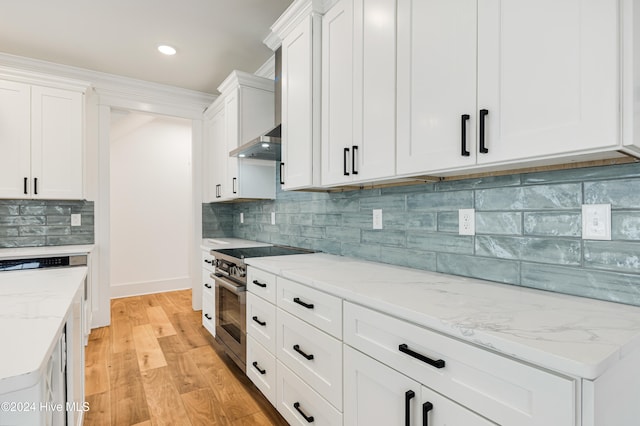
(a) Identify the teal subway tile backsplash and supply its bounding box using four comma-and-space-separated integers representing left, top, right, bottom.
523, 212, 581, 237
203, 162, 640, 306
0, 199, 94, 248
612, 212, 640, 240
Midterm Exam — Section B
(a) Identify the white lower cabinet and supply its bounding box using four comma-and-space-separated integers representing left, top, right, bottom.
344, 345, 494, 426
344, 302, 574, 426
276, 308, 343, 410
201, 250, 216, 336
246, 335, 277, 405
276, 361, 342, 426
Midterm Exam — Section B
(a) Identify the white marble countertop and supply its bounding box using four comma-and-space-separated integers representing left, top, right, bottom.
0, 267, 87, 394
246, 253, 640, 379
0, 245, 94, 260
200, 238, 271, 251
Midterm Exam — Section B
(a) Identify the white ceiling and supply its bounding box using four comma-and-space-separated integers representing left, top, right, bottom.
0, 0, 293, 94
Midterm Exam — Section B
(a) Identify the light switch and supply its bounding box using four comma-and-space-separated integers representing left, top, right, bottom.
271, 212, 276, 225
372, 209, 383, 229
582, 204, 611, 240
240, 212, 244, 224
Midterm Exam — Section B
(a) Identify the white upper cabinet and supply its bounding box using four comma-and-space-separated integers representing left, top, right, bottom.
396, 0, 477, 174
397, 0, 623, 177
205, 71, 276, 203
0, 80, 84, 199
476, 0, 619, 164
321, 0, 396, 186
271, 1, 324, 190
0, 80, 31, 198
203, 100, 226, 202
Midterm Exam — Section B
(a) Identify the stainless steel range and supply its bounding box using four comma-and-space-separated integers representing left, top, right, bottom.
210, 245, 315, 372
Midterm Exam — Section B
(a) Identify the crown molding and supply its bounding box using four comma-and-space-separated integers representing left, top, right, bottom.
217, 70, 274, 96
270, 0, 331, 41
254, 54, 276, 79
0, 51, 216, 119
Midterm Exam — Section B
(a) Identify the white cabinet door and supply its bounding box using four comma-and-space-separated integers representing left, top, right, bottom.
321, 0, 355, 186
0, 80, 30, 198
225, 90, 240, 200
477, 0, 619, 164
322, 0, 396, 186
31, 85, 83, 199
344, 345, 422, 426
281, 15, 321, 190
396, 0, 477, 175
352, 0, 396, 182
202, 105, 227, 202
421, 385, 496, 426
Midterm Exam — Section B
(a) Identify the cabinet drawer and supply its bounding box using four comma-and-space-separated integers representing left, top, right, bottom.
276, 360, 342, 426
247, 268, 277, 304
247, 336, 276, 406
277, 309, 342, 410
202, 269, 215, 293
202, 296, 215, 336
247, 292, 277, 354
344, 302, 575, 426
277, 277, 342, 339
201, 251, 215, 272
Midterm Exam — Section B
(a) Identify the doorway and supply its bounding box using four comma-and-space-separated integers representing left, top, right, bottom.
109, 110, 193, 297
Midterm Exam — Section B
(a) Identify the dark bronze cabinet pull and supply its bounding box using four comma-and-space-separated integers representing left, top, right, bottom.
399, 344, 445, 369
252, 279, 267, 288
405, 390, 415, 426
294, 402, 314, 423
252, 361, 266, 375
252, 316, 266, 326
479, 109, 489, 153
293, 344, 314, 360
423, 401, 434, 426
461, 114, 470, 156
293, 297, 314, 309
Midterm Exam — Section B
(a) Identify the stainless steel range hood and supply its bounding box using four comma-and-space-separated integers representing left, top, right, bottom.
230, 47, 282, 161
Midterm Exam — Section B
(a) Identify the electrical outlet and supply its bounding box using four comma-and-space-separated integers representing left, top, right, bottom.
582, 204, 611, 240
271, 211, 276, 225
71, 214, 81, 227
240, 212, 244, 224
458, 209, 475, 235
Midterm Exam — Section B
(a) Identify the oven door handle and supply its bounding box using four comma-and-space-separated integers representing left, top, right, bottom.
211, 273, 246, 294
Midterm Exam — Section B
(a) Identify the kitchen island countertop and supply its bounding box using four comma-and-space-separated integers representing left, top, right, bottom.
0, 267, 87, 394
246, 253, 640, 380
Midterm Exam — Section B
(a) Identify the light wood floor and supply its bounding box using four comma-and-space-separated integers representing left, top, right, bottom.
84, 289, 288, 426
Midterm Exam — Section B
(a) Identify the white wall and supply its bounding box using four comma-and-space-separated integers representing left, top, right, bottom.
109, 112, 193, 297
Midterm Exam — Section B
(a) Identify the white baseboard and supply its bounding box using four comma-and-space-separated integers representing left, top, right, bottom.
110, 276, 193, 299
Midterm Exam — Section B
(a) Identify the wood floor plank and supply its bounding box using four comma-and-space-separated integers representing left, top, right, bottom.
132, 324, 167, 371
158, 337, 210, 394
84, 391, 110, 426
181, 388, 230, 426
111, 317, 135, 354
171, 312, 209, 349
84, 328, 110, 396
124, 296, 150, 326
140, 367, 191, 426
147, 305, 177, 337
109, 350, 150, 425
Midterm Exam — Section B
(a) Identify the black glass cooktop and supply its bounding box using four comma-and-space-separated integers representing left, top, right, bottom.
212, 245, 316, 260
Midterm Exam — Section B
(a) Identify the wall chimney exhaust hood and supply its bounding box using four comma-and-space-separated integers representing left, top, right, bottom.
230, 47, 282, 161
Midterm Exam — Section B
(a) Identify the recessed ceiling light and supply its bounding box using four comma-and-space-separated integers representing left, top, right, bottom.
157, 45, 176, 55
262, 143, 270, 148
239, 154, 246, 158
